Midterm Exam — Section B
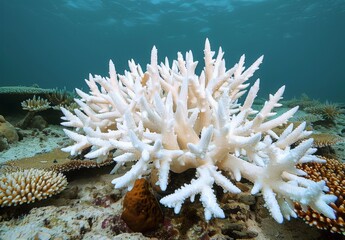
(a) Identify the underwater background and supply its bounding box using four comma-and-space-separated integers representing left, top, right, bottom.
1, 0, 345, 102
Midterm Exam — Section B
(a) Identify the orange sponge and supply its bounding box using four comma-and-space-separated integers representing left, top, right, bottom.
121, 178, 164, 232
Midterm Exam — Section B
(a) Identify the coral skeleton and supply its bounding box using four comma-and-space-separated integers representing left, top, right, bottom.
61, 39, 337, 222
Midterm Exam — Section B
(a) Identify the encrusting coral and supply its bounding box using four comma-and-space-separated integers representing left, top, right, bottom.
4, 148, 113, 173
0, 168, 67, 207
61, 39, 337, 224
296, 157, 344, 235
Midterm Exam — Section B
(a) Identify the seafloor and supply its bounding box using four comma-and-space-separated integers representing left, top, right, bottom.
0, 88, 344, 240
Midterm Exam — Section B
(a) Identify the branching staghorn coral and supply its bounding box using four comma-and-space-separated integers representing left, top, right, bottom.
61, 39, 337, 224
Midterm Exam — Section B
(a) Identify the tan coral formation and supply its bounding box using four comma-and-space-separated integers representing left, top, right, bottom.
294, 114, 324, 123
21, 95, 51, 112
48, 158, 113, 172
5, 148, 70, 170
46, 88, 75, 108
5, 148, 113, 173
47, 88, 80, 112
305, 102, 345, 121
283, 93, 320, 109
310, 133, 343, 148
0, 168, 68, 207
52, 102, 79, 112
17, 96, 52, 129
296, 157, 345, 235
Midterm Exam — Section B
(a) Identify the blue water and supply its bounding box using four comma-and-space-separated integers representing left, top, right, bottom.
1, 0, 345, 102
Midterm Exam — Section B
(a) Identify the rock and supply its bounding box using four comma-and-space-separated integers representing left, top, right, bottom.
34, 231, 52, 240
29, 115, 48, 130
0, 115, 19, 143
0, 136, 9, 151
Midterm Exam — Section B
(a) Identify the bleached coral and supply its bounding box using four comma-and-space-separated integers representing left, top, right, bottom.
61, 39, 337, 222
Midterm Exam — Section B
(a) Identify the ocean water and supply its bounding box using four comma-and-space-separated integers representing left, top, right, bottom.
1, 0, 345, 102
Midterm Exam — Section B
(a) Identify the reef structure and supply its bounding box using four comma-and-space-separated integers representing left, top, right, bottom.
61, 39, 337, 224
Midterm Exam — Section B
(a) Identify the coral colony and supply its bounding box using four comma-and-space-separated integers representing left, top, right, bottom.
61, 39, 337, 223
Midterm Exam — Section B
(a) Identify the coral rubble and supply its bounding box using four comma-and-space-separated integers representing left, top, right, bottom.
61, 39, 337, 224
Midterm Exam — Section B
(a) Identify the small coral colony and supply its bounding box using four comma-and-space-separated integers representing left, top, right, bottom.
1, 39, 344, 236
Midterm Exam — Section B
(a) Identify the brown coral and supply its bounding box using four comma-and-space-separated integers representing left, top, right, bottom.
294, 114, 324, 123
48, 158, 113, 173
305, 102, 344, 122
46, 88, 74, 106
296, 157, 345, 235
283, 93, 320, 109
0, 168, 68, 207
46, 88, 78, 112
311, 133, 343, 148
121, 178, 164, 232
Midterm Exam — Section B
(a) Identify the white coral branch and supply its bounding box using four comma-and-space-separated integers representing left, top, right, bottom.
160, 164, 231, 220
61, 39, 337, 224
